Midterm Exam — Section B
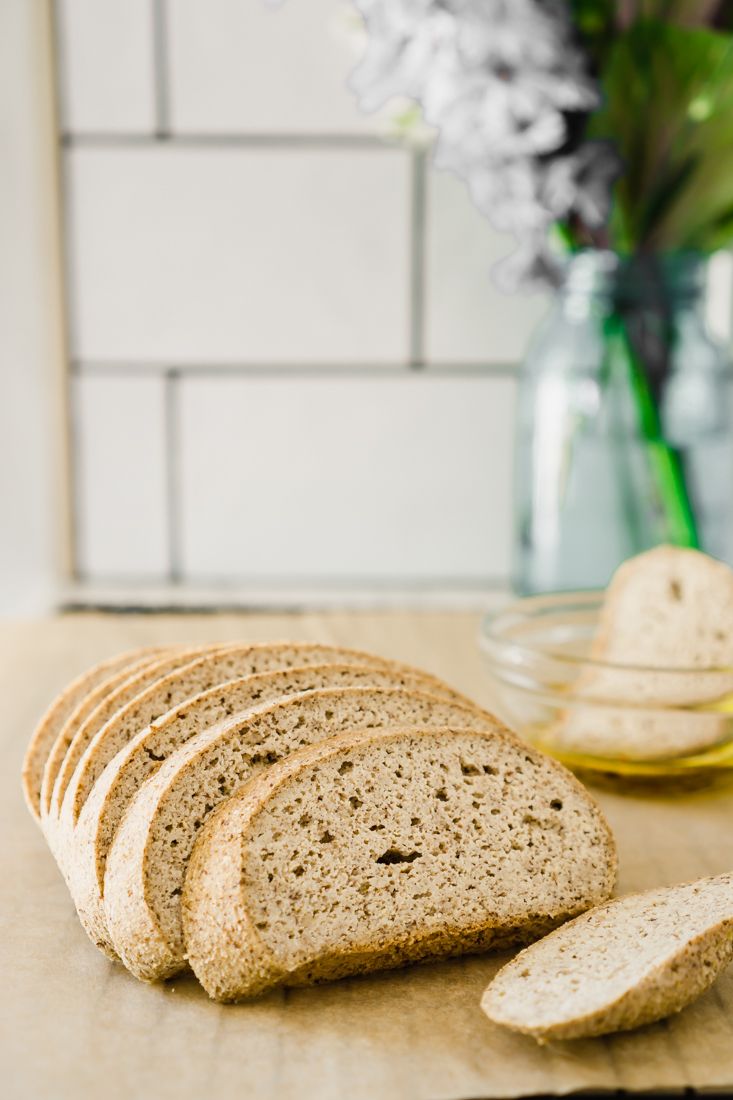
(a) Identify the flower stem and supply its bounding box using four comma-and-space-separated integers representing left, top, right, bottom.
604, 313, 700, 548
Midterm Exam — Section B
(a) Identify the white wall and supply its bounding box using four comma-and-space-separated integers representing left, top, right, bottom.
4, 3, 733, 613
0, 0, 68, 617
54, 0, 551, 602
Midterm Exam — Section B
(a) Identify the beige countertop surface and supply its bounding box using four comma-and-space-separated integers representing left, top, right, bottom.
3, 611, 733, 1100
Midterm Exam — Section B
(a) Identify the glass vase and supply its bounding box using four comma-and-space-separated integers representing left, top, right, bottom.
514, 251, 733, 595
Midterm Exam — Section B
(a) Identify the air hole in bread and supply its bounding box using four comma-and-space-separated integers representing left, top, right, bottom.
436, 787, 448, 801
550, 799, 563, 811
376, 849, 422, 865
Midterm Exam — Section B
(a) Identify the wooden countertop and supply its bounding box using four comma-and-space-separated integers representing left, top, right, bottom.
3, 611, 733, 1100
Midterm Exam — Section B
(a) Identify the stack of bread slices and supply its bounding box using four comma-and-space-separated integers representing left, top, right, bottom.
23, 641, 618, 1002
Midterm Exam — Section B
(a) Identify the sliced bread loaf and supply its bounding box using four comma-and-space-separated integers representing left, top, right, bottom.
555, 546, 733, 761
54, 643, 434, 870
103, 688, 496, 980
182, 725, 617, 1002
23, 647, 166, 822
481, 872, 733, 1041
71, 662, 472, 959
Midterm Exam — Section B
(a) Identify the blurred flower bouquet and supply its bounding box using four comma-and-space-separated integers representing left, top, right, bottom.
343, 0, 733, 590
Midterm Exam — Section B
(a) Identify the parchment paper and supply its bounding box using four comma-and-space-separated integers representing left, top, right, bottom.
3, 611, 732, 1100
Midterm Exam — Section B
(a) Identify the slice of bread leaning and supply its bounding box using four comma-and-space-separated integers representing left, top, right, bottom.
182, 724, 617, 1002
481, 872, 733, 1041
71, 662, 474, 958
103, 688, 497, 981
555, 547, 733, 761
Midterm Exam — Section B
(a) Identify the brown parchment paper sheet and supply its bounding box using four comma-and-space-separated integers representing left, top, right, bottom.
3, 611, 733, 1100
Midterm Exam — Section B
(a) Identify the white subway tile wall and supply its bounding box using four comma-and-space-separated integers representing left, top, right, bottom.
57, 0, 157, 134
168, 0, 369, 134
58, 0, 540, 596
67, 146, 411, 364
425, 172, 549, 364
178, 375, 515, 581
72, 374, 169, 578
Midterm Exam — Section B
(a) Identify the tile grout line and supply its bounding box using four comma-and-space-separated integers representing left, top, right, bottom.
409, 149, 427, 367
60, 132, 397, 149
164, 369, 183, 583
50, 0, 82, 582
66, 374, 85, 584
70, 360, 519, 378
152, 0, 171, 137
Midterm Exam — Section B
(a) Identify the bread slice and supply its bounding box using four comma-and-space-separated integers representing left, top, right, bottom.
103, 688, 497, 981
481, 872, 733, 1041
182, 725, 616, 1002
55, 642, 429, 844
46, 646, 232, 828
70, 662, 472, 958
23, 647, 166, 822
555, 547, 733, 761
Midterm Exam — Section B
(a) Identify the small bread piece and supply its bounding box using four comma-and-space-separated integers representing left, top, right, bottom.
182, 725, 616, 1002
481, 873, 733, 1041
555, 547, 733, 761
71, 662, 471, 956
104, 688, 496, 980
23, 647, 166, 822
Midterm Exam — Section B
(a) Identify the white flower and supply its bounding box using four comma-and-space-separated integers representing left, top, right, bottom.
273, 0, 619, 288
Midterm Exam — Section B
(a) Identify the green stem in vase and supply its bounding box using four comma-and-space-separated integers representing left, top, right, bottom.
603, 312, 700, 549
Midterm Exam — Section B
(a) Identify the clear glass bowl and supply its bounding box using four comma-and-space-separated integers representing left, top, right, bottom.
479, 592, 733, 791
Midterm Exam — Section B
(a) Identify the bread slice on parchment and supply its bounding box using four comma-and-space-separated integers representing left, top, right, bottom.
103, 688, 498, 980
52, 644, 457, 870
182, 724, 616, 1002
70, 663, 475, 959
554, 546, 733, 761
23, 647, 170, 822
481, 872, 733, 1041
